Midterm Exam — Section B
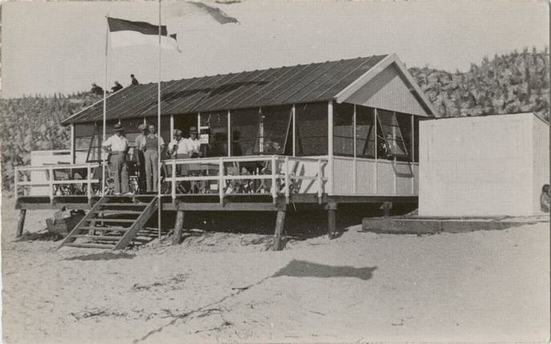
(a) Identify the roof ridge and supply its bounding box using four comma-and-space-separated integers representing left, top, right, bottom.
135, 55, 382, 87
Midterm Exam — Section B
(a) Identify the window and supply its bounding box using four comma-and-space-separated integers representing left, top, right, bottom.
230, 108, 261, 156
84, 124, 103, 163
230, 106, 292, 156
396, 112, 413, 162
74, 123, 96, 160
295, 102, 328, 156
376, 109, 408, 160
333, 103, 354, 156
201, 111, 228, 157
414, 117, 419, 162
259, 105, 292, 155
356, 106, 376, 158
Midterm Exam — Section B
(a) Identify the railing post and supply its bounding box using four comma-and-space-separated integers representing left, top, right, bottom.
271, 156, 277, 203
14, 167, 19, 199
171, 160, 176, 200
48, 166, 54, 201
86, 165, 92, 201
317, 159, 322, 204
284, 157, 290, 204
101, 161, 106, 197
218, 159, 224, 205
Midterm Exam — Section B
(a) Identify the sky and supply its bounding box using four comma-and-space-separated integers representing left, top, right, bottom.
1, 0, 549, 98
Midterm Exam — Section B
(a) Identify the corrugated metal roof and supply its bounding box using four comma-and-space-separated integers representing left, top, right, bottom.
63, 55, 387, 124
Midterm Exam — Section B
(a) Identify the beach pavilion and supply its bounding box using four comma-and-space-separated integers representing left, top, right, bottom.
14, 53, 438, 250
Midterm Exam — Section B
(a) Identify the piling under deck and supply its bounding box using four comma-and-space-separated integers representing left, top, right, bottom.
16, 194, 417, 250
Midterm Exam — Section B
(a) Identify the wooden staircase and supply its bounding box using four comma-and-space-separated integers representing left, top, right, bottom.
57, 195, 159, 250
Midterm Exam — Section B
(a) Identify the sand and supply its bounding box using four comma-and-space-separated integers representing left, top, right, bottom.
1, 196, 549, 343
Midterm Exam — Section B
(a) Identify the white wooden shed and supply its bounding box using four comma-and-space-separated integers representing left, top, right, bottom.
419, 113, 549, 217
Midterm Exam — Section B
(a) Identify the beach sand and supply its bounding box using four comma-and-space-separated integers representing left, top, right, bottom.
2, 196, 549, 343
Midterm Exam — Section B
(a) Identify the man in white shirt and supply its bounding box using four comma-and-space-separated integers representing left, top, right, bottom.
102, 123, 130, 195
168, 129, 192, 175
188, 126, 201, 158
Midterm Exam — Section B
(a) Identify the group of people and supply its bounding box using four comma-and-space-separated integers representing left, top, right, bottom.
101, 123, 201, 195
90, 74, 141, 96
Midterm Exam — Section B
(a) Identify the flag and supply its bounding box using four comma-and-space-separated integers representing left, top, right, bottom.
188, 2, 239, 24
107, 17, 179, 50
169, 33, 182, 52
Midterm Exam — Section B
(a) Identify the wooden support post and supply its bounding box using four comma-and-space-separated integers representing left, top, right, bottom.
273, 206, 287, 251
172, 209, 185, 245
381, 201, 392, 217
16, 209, 27, 238
327, 202, 337, 239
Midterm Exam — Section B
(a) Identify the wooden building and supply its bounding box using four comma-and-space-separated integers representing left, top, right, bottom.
14, 53, 438, 250
419, 113, 549, 217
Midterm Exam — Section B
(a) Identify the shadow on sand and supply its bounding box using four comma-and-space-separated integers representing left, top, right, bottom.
273, 259, 377, 280
64, 252, 135, 261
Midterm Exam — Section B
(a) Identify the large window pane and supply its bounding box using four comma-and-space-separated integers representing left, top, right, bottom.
230, 108, 260, 156
201, 111, 228, 157
74, 123, 96, 159
377, 109, 408, 160
356, 106, 375, 158
333, 103, 354, 156
230, 106, 292, 156
396, 112, 413, 162
295, 102, 328, 156
260, 105, 292, 155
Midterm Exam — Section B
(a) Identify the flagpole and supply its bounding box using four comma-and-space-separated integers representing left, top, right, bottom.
157, 0, 162, 239
102, 18, 108, 196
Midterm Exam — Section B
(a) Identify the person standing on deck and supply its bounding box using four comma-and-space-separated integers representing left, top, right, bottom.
188, 126, 201, 158
167, 129, 193, 167
142, 124, 165, 193
135, 123, 148, 192
102, 123, 130, 195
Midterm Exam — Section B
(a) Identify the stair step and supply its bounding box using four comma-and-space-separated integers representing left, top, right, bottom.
102, 203, 147, 207
86, 218, 136, 223
94, 210, 143, 215
72, 235, 122, 241
64, 243, 115, 249
78, 226, 130, 232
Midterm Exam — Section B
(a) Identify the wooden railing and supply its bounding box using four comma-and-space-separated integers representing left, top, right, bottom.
13, 156, 328, 204
163, 155, 328, 204
14, 162, 103, 201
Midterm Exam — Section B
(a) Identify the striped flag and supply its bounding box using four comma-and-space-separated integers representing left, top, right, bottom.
107, 17, 179, 50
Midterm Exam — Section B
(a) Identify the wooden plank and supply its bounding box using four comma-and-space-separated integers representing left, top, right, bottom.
88, 218, 136, 223
172, 210, 185, 245
326, 195, 417, 204
16, 209, 26, 238
16, 202, 93, 210
57, 197, 107, 250
272, 208, 287, 251
95, 210, 143, 215
72, 235, 122, 240
102, 203, 147, 207
114, 197, 158, 250
172, 202, 279, 212
78, 226, 129, 232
